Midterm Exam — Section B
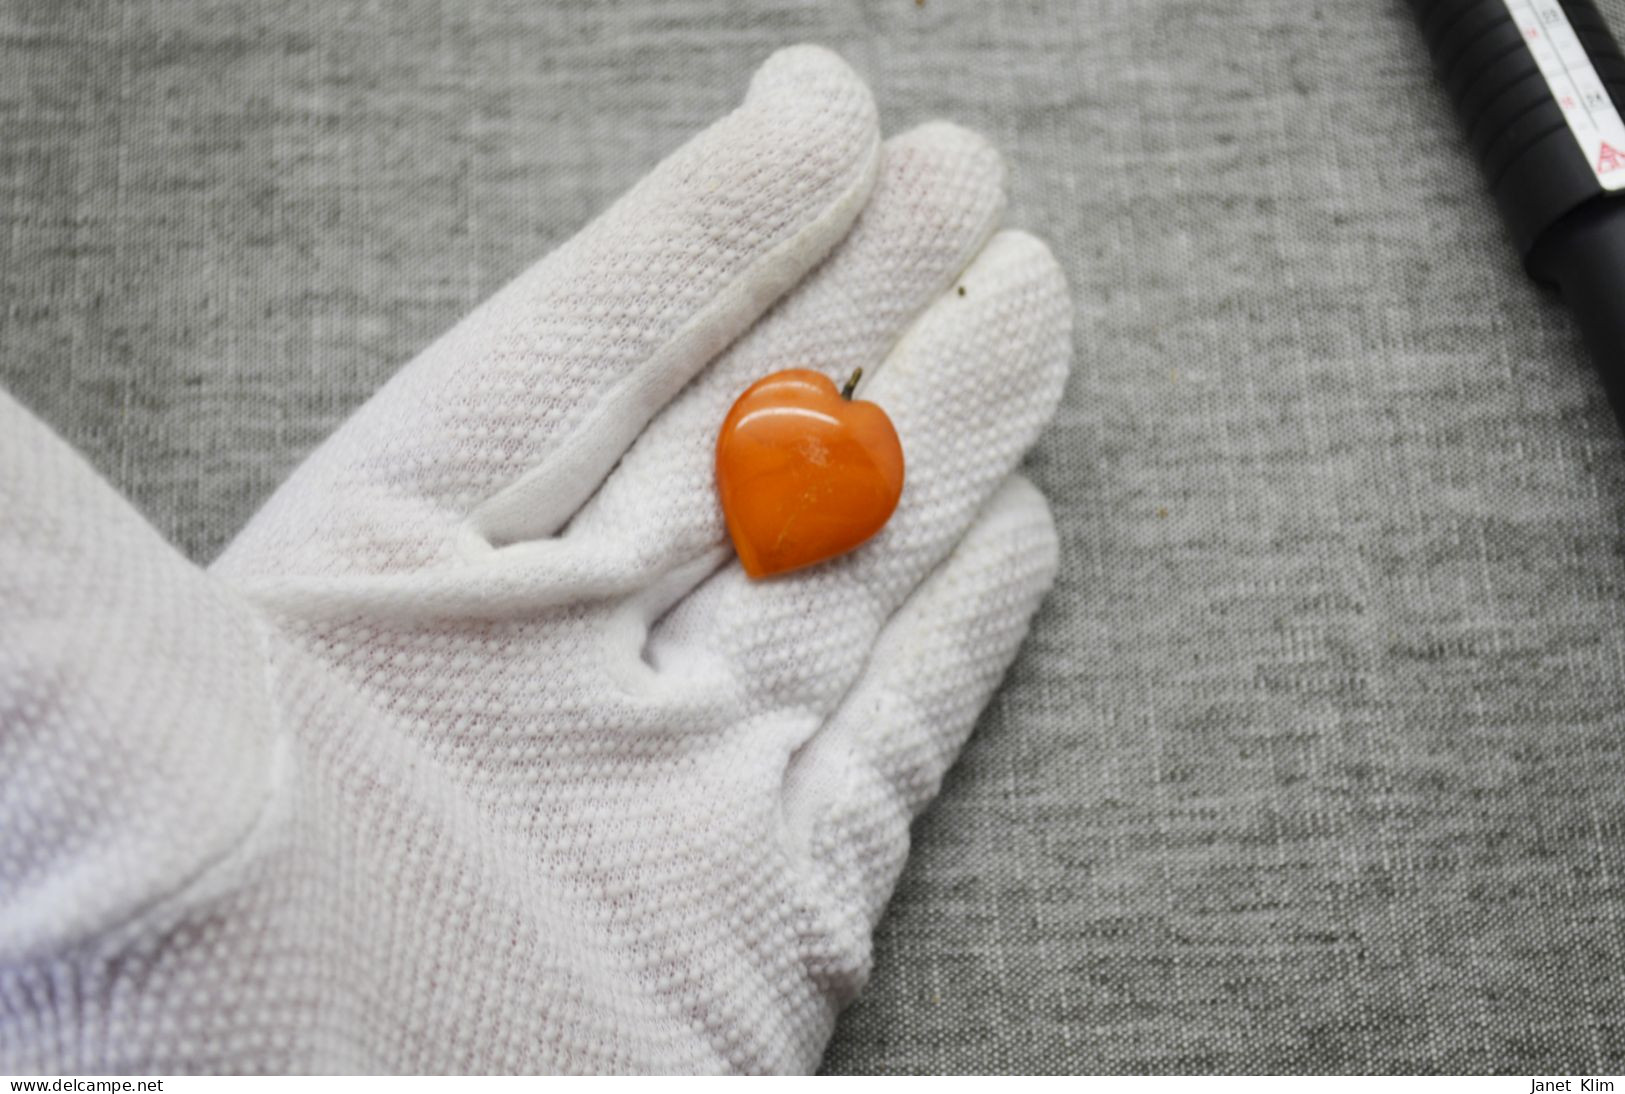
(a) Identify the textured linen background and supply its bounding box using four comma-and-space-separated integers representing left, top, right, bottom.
2, 0, 1622, 1075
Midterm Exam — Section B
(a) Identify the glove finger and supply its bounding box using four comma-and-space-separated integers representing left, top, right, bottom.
782, 475, 1058, 946
554, 121, 1006, 585
216, 45, 879, 580
653, 229, 1070, 714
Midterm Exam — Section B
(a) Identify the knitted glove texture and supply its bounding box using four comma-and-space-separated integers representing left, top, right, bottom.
0, 47, 1070, 1073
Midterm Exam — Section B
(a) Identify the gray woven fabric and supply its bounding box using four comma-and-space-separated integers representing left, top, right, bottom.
3, 0, 1623, 1074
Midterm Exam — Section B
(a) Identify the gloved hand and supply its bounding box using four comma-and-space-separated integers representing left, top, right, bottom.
0, 46, 1069, 1073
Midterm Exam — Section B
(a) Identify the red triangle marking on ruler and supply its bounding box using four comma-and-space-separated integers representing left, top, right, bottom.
1599, 142, 1625, 175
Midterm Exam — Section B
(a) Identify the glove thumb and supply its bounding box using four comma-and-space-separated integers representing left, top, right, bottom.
0, 391, 278, 960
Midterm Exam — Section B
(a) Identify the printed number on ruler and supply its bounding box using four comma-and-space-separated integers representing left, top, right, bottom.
1505, 0, 1625, 187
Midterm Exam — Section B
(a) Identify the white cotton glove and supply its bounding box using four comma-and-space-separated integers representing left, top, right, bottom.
0, 47, 1070, 1073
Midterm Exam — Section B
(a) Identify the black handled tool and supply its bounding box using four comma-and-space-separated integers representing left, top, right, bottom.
1409, 0, 1625, 427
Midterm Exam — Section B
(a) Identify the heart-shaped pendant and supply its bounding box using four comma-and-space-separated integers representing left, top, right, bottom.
715, 368, 905, 579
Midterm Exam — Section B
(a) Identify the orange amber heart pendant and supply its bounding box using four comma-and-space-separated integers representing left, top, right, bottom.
716, 368, 905, 579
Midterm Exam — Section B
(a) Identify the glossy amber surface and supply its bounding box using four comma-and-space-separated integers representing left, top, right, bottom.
715, 369, 905, 579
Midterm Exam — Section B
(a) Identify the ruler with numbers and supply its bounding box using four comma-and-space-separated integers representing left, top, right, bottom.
1504, 0, 1625, 187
